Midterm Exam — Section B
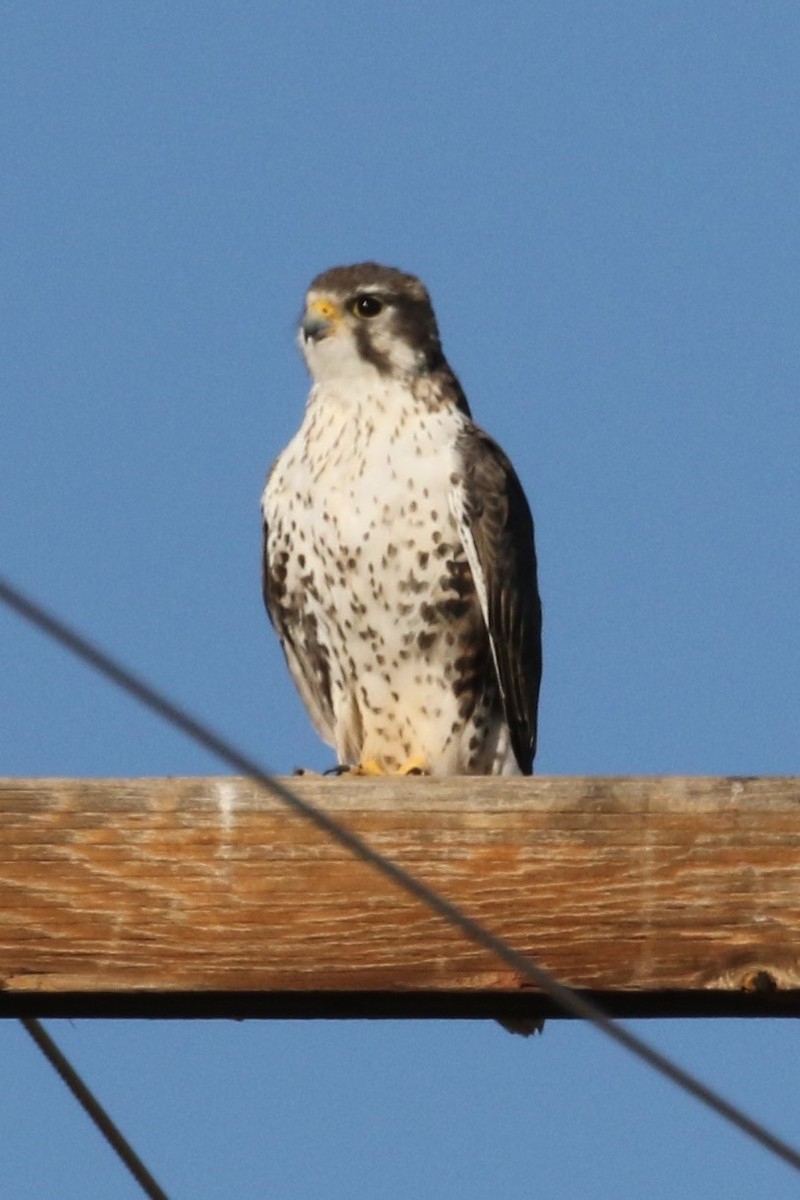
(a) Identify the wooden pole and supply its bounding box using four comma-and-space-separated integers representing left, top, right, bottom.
1, 776, 799, 1022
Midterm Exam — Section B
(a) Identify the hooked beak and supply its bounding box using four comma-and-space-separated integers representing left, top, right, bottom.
301, 296, 341, 343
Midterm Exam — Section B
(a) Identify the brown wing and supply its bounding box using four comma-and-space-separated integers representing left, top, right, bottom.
261, 519, 337, 746
454, 428, 542, 773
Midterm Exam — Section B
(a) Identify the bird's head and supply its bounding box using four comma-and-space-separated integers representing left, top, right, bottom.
298, 263, 445, 384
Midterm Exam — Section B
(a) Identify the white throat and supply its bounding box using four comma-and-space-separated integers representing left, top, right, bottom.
300, 329, 380, 386
300, 324, 423, 387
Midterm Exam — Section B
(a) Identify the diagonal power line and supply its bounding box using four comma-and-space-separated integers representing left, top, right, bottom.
2, 574, 800, 1175
20, 1018, 171, 1200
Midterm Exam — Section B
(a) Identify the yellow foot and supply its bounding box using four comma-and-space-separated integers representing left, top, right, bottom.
347, 754, 430, 777
350, 757, 387, 776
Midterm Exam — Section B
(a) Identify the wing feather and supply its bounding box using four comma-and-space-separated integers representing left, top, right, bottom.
261, 518, 337, 747
452, 429, 542, 773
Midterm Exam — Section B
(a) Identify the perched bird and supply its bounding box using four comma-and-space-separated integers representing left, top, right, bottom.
262, 263, 542, 776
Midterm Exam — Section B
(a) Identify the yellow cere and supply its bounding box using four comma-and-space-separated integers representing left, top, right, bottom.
308, 296, 342, 321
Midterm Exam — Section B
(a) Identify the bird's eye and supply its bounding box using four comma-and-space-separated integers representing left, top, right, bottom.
352, 294, 384, 319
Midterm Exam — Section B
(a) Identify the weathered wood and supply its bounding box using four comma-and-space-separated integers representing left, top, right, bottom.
0, 776, 799, 1022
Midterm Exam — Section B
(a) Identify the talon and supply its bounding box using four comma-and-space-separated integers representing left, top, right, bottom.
398, 755, 430, 776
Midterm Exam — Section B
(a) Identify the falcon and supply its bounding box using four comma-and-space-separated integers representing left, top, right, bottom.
262, 263, 542, 776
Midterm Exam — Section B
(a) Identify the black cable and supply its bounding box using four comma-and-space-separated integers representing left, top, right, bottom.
3, 574, 800, 1175
20, 1018, 171, 1200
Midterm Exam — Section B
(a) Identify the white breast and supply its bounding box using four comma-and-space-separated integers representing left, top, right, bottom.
266, 377, 465, 565
263, 378, 512, 774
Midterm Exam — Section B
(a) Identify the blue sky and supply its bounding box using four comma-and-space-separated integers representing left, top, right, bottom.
2, 3, 799, 1196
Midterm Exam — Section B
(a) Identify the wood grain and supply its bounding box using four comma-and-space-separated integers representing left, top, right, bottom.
1, 776, 799, 1021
